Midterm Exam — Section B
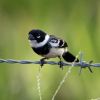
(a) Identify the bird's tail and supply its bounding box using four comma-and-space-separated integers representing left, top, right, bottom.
62, 51, 79, 62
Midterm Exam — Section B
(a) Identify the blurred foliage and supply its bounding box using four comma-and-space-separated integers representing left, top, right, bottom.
0, 0, 100, 100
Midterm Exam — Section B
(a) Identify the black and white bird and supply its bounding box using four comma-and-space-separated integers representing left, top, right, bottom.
28, 29, 79, 68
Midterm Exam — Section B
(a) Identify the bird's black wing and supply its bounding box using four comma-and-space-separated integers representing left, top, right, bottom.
49, 35, 68, 48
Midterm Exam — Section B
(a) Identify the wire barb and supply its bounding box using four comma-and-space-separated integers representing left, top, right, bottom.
78, 52, 93, 75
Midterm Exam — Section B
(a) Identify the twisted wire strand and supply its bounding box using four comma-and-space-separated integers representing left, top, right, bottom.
0, 59, 100, 67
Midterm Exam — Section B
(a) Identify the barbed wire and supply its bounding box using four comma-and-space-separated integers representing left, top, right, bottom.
0, 59, 100, 67
0, 52, 100, 73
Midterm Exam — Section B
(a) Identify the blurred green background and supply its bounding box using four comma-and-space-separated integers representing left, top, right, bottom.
0, 0, 100, 100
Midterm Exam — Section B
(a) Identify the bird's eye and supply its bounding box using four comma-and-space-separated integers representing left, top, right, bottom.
37, 35, 41, 38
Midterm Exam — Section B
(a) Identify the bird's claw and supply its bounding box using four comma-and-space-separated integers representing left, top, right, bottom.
40, 58, 46, 68
58, 61, 64, 70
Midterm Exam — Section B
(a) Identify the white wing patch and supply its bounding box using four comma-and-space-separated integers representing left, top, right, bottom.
49, 36, 60, 47
49, 35, 68, 48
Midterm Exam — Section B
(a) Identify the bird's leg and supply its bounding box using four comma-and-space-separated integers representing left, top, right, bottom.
40, 57, 47, 68
58, 56, 63, 69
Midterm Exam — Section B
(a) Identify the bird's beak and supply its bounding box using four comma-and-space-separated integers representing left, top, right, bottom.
28, 34, 34, 40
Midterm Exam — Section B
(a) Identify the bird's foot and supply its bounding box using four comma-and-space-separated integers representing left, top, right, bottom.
58, 56, 64, 69
40, 58, 46, 68
58, 61, 64, 70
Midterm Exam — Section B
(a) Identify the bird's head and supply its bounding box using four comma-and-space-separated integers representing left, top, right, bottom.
28, 29, 50, 48
28, 29, 46, 43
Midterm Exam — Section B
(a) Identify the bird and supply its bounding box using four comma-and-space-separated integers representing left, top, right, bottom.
28, 29, 79, 68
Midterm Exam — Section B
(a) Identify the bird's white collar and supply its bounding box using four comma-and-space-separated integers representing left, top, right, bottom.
29, 34, 50, 48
